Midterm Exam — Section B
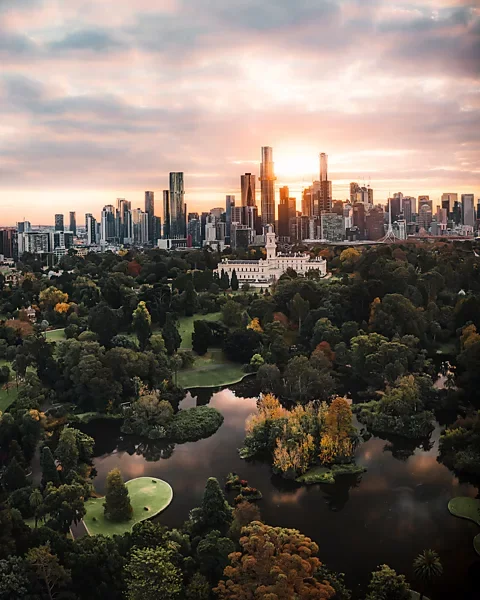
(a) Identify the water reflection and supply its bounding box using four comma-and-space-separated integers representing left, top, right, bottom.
79, 387, 479, 600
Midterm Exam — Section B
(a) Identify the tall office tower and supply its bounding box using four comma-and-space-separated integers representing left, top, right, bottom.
0, 228, 16, 259
350, 182, 361, 203
477, 200, 480, 221
321, 213, 345, 242
437, 207, 448, 225
162, 191, 170, 238
259, 146, 276, 226
86, 214, 97, 245
278, 186, 296, 238
132, 209, 149, 245
241, 173, 256, 207
69, 212, 76, 236
169, 172, 186, 238
317, 152, 333, 214
17, 221, 31, 234
100, 205, 116, 243
225, 195, 235, 240
302, 186, 313, 217
352, 203, 366, 237
461, 194, 475, 227
54, 214, 64, 231
152, 217, 161, 243
441, 193, 457, 216
320, 152, 328, 181
187, 213, 202, 247
418, 195, 432, 209
365, 206, 385, 240
402, 197, 413, 223
116, 198, 132, 243
389, 196, 401, 222
418, 203, 433, 230
453, 200, 462, 225
144, 191, 155, 244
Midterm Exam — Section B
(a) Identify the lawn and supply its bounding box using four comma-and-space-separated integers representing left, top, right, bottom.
0, 384, 20, 413
448, 497, 480, 556
46, 328, 66, 342
178, 312, 222, 349
83, 477, 173, 537
177, 349, 246, 388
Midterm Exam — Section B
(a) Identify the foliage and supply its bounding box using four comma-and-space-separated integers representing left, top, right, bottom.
413, 549, 443, 595
124, 547, 182, 600
192, 320, 212, 355
438, 412, 480, 480
2, 457, 27, 492
365, 564, 411, 600
132, 301, 152, 350
122, 392, 174, 438
214, 521, 335, 599
165, 406, 224, 443
319, 398, 355, 465
221, 300, 244, 327
104, 468, 133, 522
26, 543, 71, 600
190, 477, 233, 535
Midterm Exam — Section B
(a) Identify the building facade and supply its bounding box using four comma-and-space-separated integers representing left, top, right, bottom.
169, 172, 186, 238
259, 147, 276, 226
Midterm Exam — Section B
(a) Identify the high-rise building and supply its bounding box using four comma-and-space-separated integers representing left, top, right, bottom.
187, 213, 202, 247
302, 186, 314, 217
86, 214, 97, 245
321, 213, 344, 242
389, 197, 401, 222
259, 147, 276, 226
17, 221, 31, 234
452, 200, 462, 225
402, 197, 414, 223
132, 209, 149, 245
278, 186, 296, 239
169, 172, 186, 238
53, 231, 74, 250
100, 205, 116, 243
461, 194, 475, 227
418, 203, 433, 230
241, 173, 256, 207
418, 195, 432, 210
0, 228, 16, 259
54, 214, 64, 231
116, 198, 133, 243
352, 203, 366, 237
365, 207, 385, 240
69, 212, 76, 236
320, 153, 328, 182
315, 152, 333, 215
441, 193, 457, 216
18, 231, 51, 256
163, 191, 170, 238
145, 191, 155, 244
226, 195, 235, 240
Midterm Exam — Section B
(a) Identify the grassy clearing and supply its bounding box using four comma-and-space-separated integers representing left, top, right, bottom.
178, 312, 222, 349
177, 349, 246, 388
296, 464, 367, 485
83, 477, 173, 537
0, 384, 20, 412
448, 497, 480, 556
45, 329, 66, 342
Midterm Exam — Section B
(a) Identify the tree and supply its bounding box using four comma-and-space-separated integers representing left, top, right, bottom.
284, 356, 335, 404
133, 301, 152, 351
0, 556, 31, 599
42, 482, 87, 532
3, 457, 27, 492
214, 521, 335, 599
124, 547, 182, 600
149, 334, 166, 355
229, 500, 261, 541
104, 468, 132, 522
319, 397, 355, 465
197, 529, 235, 583
30, 488, 43, 528
289, 293, 310, 330
39, 287, 68, 310
26, 543, 71, 600
256, 363, 282, 394
55, 427, 79, 477
88, 303, 120, 347
219, 269, 230, 291
183, 280, 198, 316
221, 300, 244, 327
185, 572, 210, 600
162, 314, 181, 355
413, 549, 443, 600
41, 446, 61, 488
190, 477, 233, 535
230, 269, 239, 291
192, 320, 212, 355
365, 564, 411, 600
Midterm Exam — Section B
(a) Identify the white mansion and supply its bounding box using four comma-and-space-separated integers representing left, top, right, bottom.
215, 229, 327, 286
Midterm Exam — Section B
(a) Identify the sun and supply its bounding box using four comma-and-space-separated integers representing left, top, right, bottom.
274, 148, 320, 179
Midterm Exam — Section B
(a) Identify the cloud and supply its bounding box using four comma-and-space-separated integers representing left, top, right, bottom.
49, 29, 127, 52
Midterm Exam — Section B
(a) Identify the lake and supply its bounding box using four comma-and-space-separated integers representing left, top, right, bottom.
79, 386, 480, 599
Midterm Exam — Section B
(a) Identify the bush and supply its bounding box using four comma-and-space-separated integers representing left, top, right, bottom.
166, 406, 224, 443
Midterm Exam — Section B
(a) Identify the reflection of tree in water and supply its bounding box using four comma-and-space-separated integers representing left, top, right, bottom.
382, 434, 434, 462
321, 474, 363, 512
117, 436, 175, 462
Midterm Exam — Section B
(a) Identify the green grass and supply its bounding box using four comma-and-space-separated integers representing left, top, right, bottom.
46, 328, 66, 342
83, 477, 173, 537
177, 349, 247, 388
296, 464, 367, 485
0, 384, 20, 412
177, 312, 222, 349
448, 497, 480, 556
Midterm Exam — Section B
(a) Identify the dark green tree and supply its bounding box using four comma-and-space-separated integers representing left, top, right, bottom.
190, 477, 232, 535
54, 427, 79, 477
124, 547, 182, 600
26, 543, 71, 600
413, 549, 443, 600
219, 269, 229, 291
183, 280, 197, 317
365, 564, 411, 600
41, 446, 61, 488
289, 292, 310, 331
192, 321, 211, 355
104, 468, 132, 522
196, 529, 235, 583
230, 269, 239, 291
88, 303, 120, 346
0, 556, 31, 599
42, 482, 87, 533
3, 457, 27, 492
162, 314, 181, 355
185, 572, 210, 600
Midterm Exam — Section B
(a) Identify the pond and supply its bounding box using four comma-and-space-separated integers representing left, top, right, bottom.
79, 387, 480, 599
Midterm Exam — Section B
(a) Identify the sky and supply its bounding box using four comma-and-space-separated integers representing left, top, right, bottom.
0, 0, 479, 225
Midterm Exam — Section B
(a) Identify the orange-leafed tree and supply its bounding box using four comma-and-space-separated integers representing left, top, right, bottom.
319, 397, 354, 465
247, 317, 263, 333
245, 394, 288, 435
39, 286, 68, 310
54, 302, 70, 314
214, 521, 335, 600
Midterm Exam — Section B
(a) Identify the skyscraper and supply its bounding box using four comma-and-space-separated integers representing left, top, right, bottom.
169, 172, 186, 238
389, 197, 401, 222
402, 197, 413, 223
225, 195, 235, 240
241, 173, 256, 207
314, 152, 332, 215
145, 191, 155, 244
278, 186, 296, 239
69, 211, 76, 236
320, 153, 328, 182
461, 194, 475, 227
259, 147, 276, 226
86, 214, 97, 245
163, 190, 170, 238
101, 205, 116, 243
441, 193, 457, 216
54, 214, 64, 231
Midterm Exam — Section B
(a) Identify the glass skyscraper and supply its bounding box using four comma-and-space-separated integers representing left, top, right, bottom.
259, 147, 276, 226
169, 172, 186, 238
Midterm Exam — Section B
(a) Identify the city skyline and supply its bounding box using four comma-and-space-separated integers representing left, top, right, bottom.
0, 0, 479, 223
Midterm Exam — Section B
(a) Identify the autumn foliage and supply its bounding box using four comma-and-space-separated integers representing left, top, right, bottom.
214, 521, 335, 600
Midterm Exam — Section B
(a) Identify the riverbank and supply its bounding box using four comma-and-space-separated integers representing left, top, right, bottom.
448, 497, 480, 555
178, 349, 247, 388
83, 476, 173, 537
